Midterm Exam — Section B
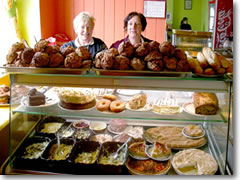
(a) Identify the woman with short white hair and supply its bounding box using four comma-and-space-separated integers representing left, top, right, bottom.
61, 11, 107, 58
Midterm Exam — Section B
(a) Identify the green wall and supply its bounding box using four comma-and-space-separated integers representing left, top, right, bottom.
167, 0, 209, 31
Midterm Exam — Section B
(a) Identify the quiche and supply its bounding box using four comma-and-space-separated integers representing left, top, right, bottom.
128, 142, 148, 158
144, 126, 207, 149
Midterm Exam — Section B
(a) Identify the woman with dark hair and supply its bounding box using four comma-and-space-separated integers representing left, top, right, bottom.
110, 12, 152, 49
180, 17, 192, 30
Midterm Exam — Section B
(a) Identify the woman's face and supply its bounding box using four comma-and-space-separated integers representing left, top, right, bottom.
77, 21, 94, 42
127, 15, 142, 39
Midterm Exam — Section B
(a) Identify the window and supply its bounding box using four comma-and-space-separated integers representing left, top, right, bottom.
209, 3, 215, 32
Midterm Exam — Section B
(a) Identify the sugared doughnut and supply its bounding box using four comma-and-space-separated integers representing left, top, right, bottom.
110, 100, 125, 112
96, 99, 111, 111
103, 94, 117, 101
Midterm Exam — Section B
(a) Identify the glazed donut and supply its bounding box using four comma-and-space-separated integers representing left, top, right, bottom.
110, 100, 126, 112
103, 94, 117, 101
96, 99, 111, 111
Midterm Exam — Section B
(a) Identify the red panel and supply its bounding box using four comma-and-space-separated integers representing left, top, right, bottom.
125, 0, 136, 16
104, 0, 115, 47
156, 19, 166, 43
115, 0, 126, 41
84, 0, 95, 17
94, 0, 105, 41
145, 18, 156, 41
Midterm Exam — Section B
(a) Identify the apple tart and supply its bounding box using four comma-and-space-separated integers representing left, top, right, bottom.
144, 126, 207, 149
172, 149, 218, 175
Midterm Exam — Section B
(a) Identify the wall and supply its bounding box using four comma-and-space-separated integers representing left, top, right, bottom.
167, 0, 209, 31
16, 0, 41, 47
40, 0, 166, 47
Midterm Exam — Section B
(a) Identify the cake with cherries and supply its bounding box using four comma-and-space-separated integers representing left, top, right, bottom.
57, 88, 96, 110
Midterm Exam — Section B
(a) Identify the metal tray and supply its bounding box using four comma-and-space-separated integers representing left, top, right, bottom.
92, 68, 190, 77
0, 66, 89, 74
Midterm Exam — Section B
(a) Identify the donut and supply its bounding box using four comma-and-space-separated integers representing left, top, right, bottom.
96, 99, 111, 111
103, 94, 117, 101
110, 100, 125, 112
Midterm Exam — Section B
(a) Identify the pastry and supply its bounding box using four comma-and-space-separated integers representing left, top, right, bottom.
172, 149, 218, 175
45, 45, 60, 54
64, 52, 82, 68
144, 126, 207, 149
130, 58, 145, 71
128, 93, 147, 110
128, 142, 148, 158
193, 92, 218, 115
49, 53, 64, 67
197, 52, 208, 68
57, 88, 96, 110
60, 46, 76, 57
31, 52, 50, 67
147, 60, 163, 71
202, 47, 221, 70
113, 55, 130, 70
118, 41, 134, 57
135, 42, 151, 57
144, 50, 162, 62
34, 39, 49, 52
159, 41, 175, 57
101, 52, 115, 69
150, 142, 171, 158
149, 41, 160, 51
185, 124, 204, 137
76, 46, 91, 60
152, 98, 180, 114
20, 48, 35, 65
27, 88, 45, 106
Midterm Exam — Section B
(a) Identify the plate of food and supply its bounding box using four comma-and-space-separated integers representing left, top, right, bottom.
128, 142, 149, 160
21, 96, 58, 108
182, 124, 205, 139
145, 142, 172, 161
126, 103, 152, 112
172, 149, 218, 175
183, 102, 219, 117
125, 157, 171, 175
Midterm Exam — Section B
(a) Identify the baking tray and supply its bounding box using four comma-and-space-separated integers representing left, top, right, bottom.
68, 141, 101, 174
13, 136, 51, 171
0, 66, 89, 74
92, 68, 190, 77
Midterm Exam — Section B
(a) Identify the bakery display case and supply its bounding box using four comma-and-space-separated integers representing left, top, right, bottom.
172, 29, 213, 55
0, 70, 232, 175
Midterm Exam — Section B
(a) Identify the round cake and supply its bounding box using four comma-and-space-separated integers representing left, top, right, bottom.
57, 88, 96, 110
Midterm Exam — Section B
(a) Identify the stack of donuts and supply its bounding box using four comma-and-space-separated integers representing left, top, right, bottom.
94, 41, 190, 72
5, 40, 92, 69
96, 94, 126, 113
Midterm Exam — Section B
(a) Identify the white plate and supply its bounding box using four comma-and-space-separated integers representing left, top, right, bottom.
107, 125, 126, 135
128, 152, 149, 160
116, 89, 141, 96
21, 96, 58, 108
183, 102, 219, 117
182, 125, 206, 139
58, 103, 96, 111
126, 103, 152, 111
97, 109, 125, 114
145, 144, 172, 161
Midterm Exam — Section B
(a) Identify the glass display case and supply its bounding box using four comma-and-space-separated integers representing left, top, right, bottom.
172, 29, 213, 54
1, 70, 232, 175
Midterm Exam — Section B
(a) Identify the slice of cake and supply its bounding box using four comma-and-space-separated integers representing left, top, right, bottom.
150, 142, 171, 158
128, 93, 147, 109
152, 98, 180, 114
27, 88, 45, 106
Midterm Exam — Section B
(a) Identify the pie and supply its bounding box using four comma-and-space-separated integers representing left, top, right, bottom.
185, 124, 204, 137
144, 126, 207, 149
172, 149, 218, 175
128, 142, 148, 158
149, 142, 171, 158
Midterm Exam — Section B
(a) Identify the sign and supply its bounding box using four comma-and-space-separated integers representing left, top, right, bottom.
213, 0, 233, 49
144, 0, 166, 18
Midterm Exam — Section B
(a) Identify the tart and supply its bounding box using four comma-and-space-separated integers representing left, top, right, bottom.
184, 124, 204, 137
172, 149, 218, 175
128, 142, 148, 159
144, 126, 207, 149
149, 142, 171, 159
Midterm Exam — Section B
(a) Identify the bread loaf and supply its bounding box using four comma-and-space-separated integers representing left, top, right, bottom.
197, 52, 208, 68
216, 53, 230, 68
187, 55, 203, 74
193, 92, 218, 115
202, 47, 221, 70
204, 67, 215, 75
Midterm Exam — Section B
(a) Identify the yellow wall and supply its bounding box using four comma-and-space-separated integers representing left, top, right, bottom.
16, 0, 41, 47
